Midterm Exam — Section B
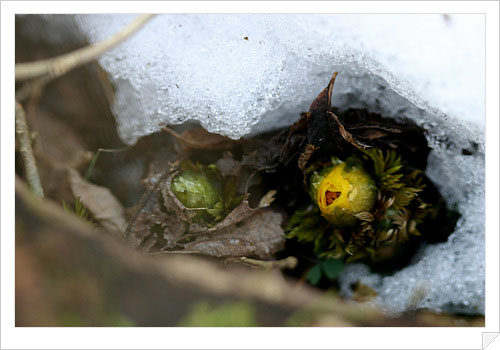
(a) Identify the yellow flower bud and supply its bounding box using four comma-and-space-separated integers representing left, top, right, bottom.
313, 159, 377, 227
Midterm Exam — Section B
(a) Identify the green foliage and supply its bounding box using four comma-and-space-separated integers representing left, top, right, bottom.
178, 301, 258, 327
363, 148, 427, 210
363, 148, 404, 190
392, 170, 425, 209
285, 205, 328, 252
62, 197, 90, 222
306, 258, 345, 285
306, 265, 322, 285
321, 258, 344, 279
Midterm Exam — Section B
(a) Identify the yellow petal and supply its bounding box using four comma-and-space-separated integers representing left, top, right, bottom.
316, 160, 376, 227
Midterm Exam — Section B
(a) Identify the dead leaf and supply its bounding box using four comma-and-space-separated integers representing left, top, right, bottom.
180, 209, 285, 259
353, 211, 375, 222
188, 199, 255, 233
327, 111, 371, 150
309, 72, 338, 113
258, 189, 277, 208
68, 168, 127, 234
298, 143, 318, 182
127, 193, 185, 249
163, 127, 237, 151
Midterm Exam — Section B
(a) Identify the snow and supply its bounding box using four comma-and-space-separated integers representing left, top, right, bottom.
29, 14, 487, 315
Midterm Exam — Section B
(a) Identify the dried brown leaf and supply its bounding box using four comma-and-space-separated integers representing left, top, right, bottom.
68, 168, 127, 234
298, 143, 318, 183
327, 111, 371, 150
309, 72, 338, 113
181, 208, 285, 259
258, 189, 277, 208
163, 127, 237, 151
188, 199, 255, 233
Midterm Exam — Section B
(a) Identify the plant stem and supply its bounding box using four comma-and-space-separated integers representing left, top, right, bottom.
15, 101, 44, 198
226, 256, 298, 270
84, 146, 130, 181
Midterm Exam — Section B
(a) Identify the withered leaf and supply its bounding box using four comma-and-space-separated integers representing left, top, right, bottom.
258, 189, 277, 208
180, 208, 285, 259
309, 72, 338, 113
353, 211, 375, 222
188, 199, 255, 233
298, 143, 318, 182
327, 111, 371, 150
163, 127, 237, 151
68, 168, 127, 235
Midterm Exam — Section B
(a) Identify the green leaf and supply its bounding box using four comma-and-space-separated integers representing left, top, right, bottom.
306, 264, 322, 285
321, 258, 344, 280
62, 197, 89, 221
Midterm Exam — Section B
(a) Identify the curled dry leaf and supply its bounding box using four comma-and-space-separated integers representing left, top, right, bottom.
187, 199, 255, 234
179, 208, 285, 259
68, 168, 127, 234
327, 111, 371, 150
298, 143, 318, 183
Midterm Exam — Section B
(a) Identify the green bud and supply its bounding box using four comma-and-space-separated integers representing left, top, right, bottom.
171, 170, 221, 209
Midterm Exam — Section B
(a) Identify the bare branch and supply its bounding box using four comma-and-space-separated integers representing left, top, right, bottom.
15, 14, 155, 81
15, 101, 44, 198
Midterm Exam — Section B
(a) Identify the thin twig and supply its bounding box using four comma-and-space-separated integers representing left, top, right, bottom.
15, 101, 44, 198
162, 126, 205, 149
15, 14, 155, 81
225, 256, 298, 270
15, 75, 52, 103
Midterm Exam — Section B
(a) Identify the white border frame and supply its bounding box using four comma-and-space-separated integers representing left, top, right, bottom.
2, 1, 499, 349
